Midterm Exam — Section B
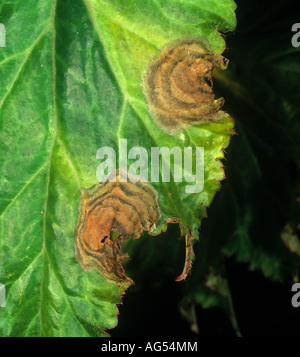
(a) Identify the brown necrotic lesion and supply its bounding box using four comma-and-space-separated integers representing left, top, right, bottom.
75, 170, 160, 284
143, 37, 228, 133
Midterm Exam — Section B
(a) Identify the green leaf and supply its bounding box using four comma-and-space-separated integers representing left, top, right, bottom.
83, 0, 236, 281
0, 0, 236, 336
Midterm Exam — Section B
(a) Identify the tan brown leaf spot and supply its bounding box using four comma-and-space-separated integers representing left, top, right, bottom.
143, 37, 228, 133
75, 170, 161, 284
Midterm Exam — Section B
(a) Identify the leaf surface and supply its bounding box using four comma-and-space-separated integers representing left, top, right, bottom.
0, 0, 236, 336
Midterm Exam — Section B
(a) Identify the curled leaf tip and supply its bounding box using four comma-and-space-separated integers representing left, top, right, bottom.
175, 230, 195, 282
